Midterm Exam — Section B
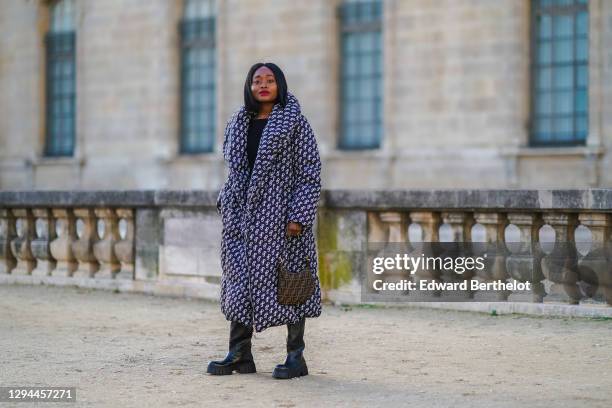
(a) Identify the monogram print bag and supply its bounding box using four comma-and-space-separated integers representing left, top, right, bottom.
277, 233, 315, 305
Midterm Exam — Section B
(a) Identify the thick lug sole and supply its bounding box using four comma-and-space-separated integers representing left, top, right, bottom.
272, 364, 308, 379
207, 360, 257, 375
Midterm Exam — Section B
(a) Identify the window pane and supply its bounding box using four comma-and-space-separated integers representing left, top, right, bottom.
540, 0, 553, 7
344, 55, 358, 77
536, 118, 552, 136
345, 102, 358, 123
50, 0, 75, 33
553, 15, 573, 37
375, 97, 383, 120
576, 11, 588, 35
575, 89, 588, 113
184, 0, 215, 19
538, 15, 552, 39
536, 92, 552, 114
553, 91, 573, 114
360, 32, 376, 53
577, 65, 588, 87
553, 65, 573, 88
554, 117, 572, 133
343, 81, 357, 100
537, 68, 552, 90
360, 54, 374, 76
576, 38, 588, 61
343, 34, 357, 54
576, 115, 588, 135
537, 42, 552, 64
553, 39, 573, 63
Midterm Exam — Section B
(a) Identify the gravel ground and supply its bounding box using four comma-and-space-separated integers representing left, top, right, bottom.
0, 284, 611, 408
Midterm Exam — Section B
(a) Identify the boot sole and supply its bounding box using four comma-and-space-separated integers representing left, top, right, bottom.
207, 360, 257, 375
272, 365, 308, 379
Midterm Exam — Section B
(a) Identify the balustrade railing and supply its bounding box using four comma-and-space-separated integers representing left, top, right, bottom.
1, 189, 611, 310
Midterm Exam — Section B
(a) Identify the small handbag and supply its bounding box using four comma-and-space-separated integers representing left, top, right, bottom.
277, 243, 316, 306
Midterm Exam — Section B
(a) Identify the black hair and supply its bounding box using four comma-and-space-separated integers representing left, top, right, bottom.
243, 62, 288, 117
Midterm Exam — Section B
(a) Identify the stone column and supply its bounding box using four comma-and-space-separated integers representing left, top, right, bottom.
50, 209, 78, 277
0, 209, 17, 274
31, 208, 57, 277
10, 209, 37, 275
114, 208, 135, 280
72, 208, 100, 278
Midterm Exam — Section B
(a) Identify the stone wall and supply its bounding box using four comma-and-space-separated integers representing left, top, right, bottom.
0, 1, 611, 190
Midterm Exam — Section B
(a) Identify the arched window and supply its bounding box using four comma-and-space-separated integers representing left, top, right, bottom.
180, 0, 216, 154
530, 0, 589, 146
338, 0, 383, 150
45, 0, 76, 157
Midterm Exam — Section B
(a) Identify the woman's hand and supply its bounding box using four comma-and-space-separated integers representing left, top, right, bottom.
286, 221, 303, 237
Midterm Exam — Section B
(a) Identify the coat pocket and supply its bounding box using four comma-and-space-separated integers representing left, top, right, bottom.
280, 232, 310, 274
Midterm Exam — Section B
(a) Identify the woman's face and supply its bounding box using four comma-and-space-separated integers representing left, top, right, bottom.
250, 66, 278, 104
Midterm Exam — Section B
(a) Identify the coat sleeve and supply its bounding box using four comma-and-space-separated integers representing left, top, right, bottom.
217, 117, 234, 214
287, 115, 322, 229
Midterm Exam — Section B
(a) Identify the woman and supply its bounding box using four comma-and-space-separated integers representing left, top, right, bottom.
207, 62, 322, 379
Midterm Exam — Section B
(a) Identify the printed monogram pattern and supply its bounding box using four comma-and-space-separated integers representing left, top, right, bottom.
217, 91, 322, 333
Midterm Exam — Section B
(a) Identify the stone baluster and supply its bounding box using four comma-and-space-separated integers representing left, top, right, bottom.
505, 213, 545, 302
440, 212, 475, 298
380, 211, 408, 243
409, 211, 442, 294
93, 208, 120, 279
366, 211, 409, 297
410, 212, 441, 243
72, 208, 100, 278
31, 208, 57, 276
0, 209, 17, 274
10, 209, 37, 275
114, 208, 135, 280
576, 213, 612, 305
441, 212, 474, 243
50, 209, 78, 277
541, 213, 580, 304
473, 212, 510, 300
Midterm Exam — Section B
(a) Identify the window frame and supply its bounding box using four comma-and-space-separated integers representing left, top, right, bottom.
44, 0, 77, 157
337, 0, 384, 151
178, 1, 217, 155
528, 0, 589, 147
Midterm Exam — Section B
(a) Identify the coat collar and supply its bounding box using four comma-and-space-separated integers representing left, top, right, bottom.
226, 91, 302, 208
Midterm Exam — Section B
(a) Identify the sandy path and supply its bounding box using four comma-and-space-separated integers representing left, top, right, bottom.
0, 284, 610, 407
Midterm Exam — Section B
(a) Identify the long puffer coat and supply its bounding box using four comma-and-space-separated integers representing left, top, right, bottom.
216, 91, 322, 333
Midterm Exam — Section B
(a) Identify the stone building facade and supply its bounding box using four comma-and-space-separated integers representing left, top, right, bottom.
0, 0, 610, 191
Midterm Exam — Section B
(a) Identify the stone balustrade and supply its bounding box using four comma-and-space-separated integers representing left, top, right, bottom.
1, 189, 611, 315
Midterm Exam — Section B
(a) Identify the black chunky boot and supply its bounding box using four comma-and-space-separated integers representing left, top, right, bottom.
207, 320, 256, 375
272, 317, 308, 379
